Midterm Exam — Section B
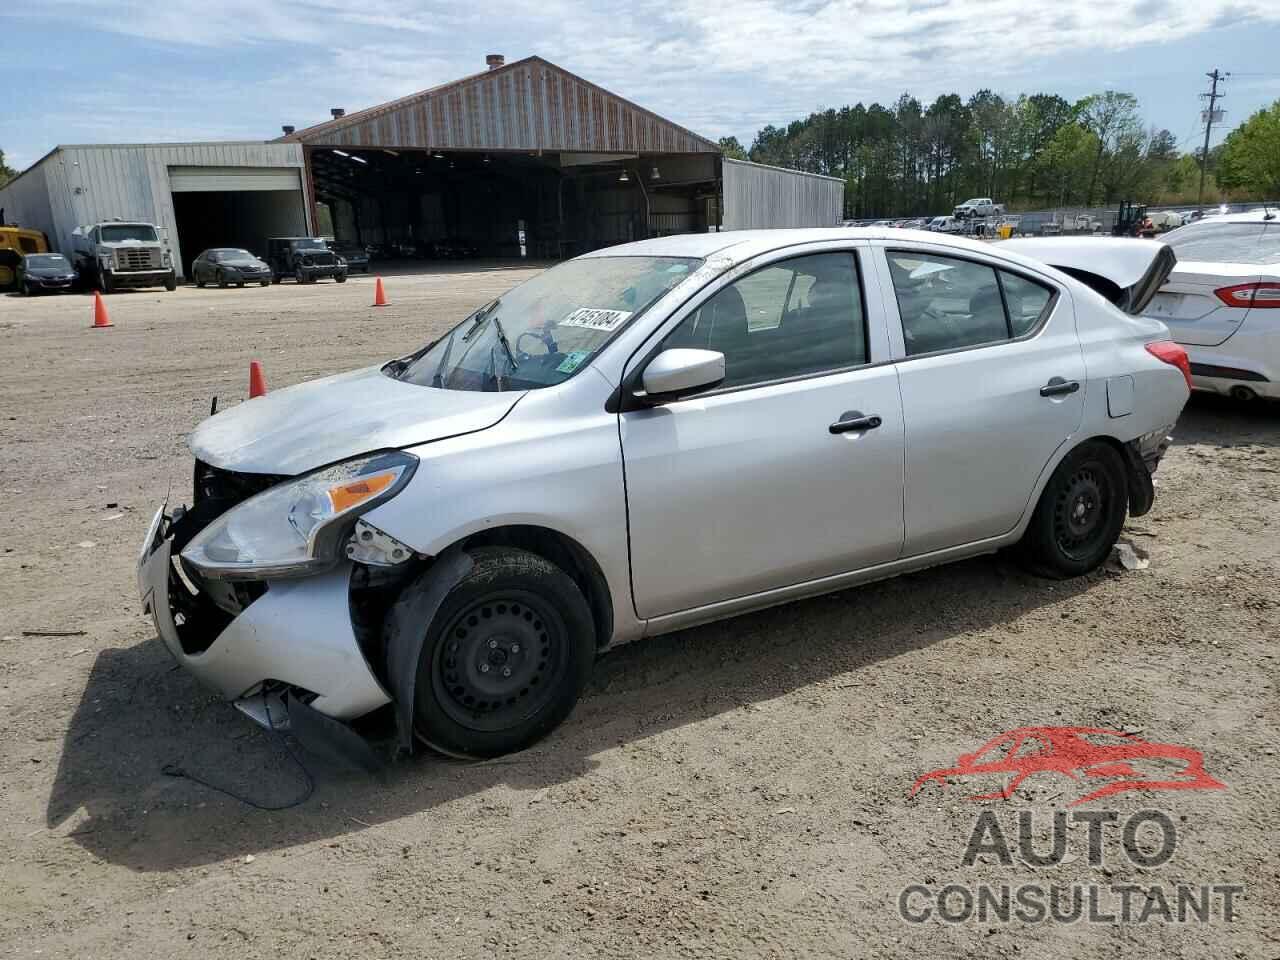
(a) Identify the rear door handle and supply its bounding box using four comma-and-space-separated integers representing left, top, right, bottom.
829, 413, 882, 434
1040, 377, 1080, 398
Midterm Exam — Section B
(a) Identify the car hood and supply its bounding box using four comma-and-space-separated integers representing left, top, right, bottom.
189, 365, 524, 475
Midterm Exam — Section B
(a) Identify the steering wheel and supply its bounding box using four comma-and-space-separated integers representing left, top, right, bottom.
516, 329, 557, 360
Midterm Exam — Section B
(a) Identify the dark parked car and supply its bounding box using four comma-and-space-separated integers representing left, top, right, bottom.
265, 237, 347, 284
17, 253, 78, 295
429, 237, 478, 259
191, 248, 272, 288
327, 240, 370, 273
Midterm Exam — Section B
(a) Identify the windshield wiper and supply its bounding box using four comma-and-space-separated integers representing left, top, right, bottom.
492, 316, 519, 370
461, 299, 501, 341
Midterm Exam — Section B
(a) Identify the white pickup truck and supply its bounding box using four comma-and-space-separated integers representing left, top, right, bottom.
953, 197, 1005, 219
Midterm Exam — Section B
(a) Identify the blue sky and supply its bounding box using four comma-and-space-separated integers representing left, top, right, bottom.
3, 1, 1280, 172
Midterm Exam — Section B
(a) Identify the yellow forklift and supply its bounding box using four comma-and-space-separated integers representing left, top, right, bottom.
1111, 201, 1155, 238
0, 224, 51, 290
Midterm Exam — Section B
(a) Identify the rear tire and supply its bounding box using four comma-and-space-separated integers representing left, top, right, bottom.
406, 547, 596, 758
1018, 441, 1128, 579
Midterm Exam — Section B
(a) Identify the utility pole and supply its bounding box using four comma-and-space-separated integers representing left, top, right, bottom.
1197, 69, 1228, 213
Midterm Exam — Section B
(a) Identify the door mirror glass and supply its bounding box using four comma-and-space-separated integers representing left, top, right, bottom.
641, 348, 725, 399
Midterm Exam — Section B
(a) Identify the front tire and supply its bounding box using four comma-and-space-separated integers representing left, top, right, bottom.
335, 273, 346, 283
407, 547, 596, 758
164, 271, 177, 292
1018, 441, 1128, 578
217, 270, 228, 289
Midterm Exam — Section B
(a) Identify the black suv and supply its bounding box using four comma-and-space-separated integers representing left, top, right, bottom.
266, 237, 348, 284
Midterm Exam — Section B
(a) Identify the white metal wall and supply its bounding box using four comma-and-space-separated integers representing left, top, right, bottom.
0, 142, 306, 276
0, 160, 55, 241
722, 158, 843, 230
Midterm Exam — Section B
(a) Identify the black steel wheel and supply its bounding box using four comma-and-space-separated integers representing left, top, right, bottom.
431, 591, 569, 733
1018, 440, 1128, 578
406, 547, 596, 758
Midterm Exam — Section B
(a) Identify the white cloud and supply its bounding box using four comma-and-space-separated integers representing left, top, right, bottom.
5, 0, 1278, 157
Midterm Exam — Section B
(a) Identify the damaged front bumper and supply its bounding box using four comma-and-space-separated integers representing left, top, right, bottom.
137, 504, 392, 728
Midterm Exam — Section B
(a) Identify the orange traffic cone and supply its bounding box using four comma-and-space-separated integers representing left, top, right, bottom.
91, 292, 113, 329
372, 276, 388, 307
248, 360, 267, 398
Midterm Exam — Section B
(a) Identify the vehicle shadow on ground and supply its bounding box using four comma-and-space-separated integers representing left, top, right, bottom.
47, 553, 1091, 872
1173, 392, 1280, 448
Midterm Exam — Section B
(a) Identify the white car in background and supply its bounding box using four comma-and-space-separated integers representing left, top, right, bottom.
1144, 210, 1280, 400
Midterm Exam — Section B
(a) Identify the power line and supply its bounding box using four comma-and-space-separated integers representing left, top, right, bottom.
1197, 69, 1229, 212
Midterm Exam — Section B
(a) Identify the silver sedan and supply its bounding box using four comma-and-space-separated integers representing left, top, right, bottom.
138, 228, 1191, 758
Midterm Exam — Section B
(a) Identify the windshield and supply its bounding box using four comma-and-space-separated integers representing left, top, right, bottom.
391, 256, 701, 392
290, 238, 328, 251
1163, 221, 1280, 264
26, 254, 69, 268
100, 224, 158, 243
212, 249, 254, 261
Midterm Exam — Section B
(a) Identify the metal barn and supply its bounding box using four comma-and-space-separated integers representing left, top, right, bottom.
0, 54, 841, 279
0, 142, 308, 279
281, 54, 731, 259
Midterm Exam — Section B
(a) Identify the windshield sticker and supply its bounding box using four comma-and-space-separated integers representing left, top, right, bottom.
556, 350, 590, 374
560, 307, 633, 332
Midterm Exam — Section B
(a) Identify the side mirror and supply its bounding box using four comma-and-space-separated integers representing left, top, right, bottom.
640, 348, 725, 401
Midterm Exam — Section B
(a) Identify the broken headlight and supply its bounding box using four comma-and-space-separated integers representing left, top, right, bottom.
181, 451, 417, 580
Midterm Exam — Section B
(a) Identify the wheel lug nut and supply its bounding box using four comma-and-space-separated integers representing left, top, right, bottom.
479, 663, 490, 673
488, 639, 498, 649
501, 666, 512, 677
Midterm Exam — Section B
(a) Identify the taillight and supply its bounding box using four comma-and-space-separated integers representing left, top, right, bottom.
1214, 281, 1280, 308
1146, 340, 1193, 390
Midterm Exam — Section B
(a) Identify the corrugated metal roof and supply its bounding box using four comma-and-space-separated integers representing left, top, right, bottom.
281, 56, 719, 155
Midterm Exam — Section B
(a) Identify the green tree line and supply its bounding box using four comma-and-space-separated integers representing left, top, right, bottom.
719, 92, 1280, 219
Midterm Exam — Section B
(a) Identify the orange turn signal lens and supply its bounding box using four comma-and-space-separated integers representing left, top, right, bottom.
326, 470, 397, 513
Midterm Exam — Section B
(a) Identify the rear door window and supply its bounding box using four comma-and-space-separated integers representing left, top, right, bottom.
888, 250, 1054, 355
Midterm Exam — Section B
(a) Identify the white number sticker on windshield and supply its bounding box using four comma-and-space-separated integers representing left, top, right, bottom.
560, 307, 633, 332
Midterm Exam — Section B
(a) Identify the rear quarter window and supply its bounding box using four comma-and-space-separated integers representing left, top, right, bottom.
1164, 222, 1280, 264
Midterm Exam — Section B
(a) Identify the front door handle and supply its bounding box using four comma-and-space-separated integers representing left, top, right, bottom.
829, 412, 883, 434
1040, 377, 1080, 398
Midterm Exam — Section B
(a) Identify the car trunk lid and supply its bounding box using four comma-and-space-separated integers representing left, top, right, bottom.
996, 237, 1176, 315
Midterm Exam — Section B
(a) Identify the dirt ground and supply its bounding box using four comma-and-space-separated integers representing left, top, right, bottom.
1, 264, 1277, 959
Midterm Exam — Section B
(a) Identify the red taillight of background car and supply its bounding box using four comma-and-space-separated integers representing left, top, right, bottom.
1214, 281, 1280, 308
1146, 340, 1193, 390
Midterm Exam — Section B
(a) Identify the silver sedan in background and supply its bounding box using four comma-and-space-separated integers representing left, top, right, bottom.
138, 228, 1191, 759
1143, 210, 1280, 400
